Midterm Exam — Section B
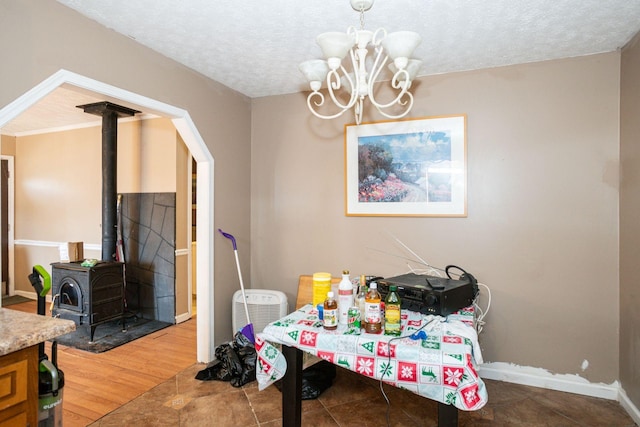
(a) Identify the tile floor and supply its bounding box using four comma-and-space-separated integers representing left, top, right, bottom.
89, 362, 636, 426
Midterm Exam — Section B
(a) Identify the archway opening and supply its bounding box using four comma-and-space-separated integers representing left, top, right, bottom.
0, 69, 215, 362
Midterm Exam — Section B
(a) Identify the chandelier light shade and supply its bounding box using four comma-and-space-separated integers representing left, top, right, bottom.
299, 0, 422, 124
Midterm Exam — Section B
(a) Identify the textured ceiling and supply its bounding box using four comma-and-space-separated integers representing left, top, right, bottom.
55, 0, 640, 98
2, 0, 640, 135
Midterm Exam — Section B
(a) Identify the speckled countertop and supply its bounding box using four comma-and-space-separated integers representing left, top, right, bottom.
0, 308, 76, 356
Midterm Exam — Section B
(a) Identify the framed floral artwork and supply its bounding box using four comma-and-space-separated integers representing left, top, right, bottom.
344, 115, 467, 217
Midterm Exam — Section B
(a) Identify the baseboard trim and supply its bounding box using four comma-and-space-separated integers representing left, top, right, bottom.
14, 289, 47, 302
175, 312, 192, 324
479, 362, 619, 400
619, 387, 640, 426
479, 362, 640, 424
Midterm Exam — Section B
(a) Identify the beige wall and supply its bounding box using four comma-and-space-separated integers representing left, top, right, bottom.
1, 134, 16, 156
118, 118, 178, 193
15, 126, 103, 244
620, 31, 640, 407
252, 53, 621, 384
0, 0, 252, 345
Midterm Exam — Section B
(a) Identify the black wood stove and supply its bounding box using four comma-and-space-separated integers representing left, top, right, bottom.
51, 261, 125, 342
48, 102, 140, 342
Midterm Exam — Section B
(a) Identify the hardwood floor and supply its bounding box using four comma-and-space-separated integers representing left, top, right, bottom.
6, 300, 197, 426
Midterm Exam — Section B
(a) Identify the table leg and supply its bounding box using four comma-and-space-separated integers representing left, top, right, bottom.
437, 402, 458, 427
281, 345, 303, 427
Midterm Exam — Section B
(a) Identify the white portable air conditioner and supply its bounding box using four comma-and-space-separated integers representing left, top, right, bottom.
232, 289, 288, 335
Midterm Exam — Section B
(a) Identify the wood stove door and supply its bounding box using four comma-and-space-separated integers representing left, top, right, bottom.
54, 275, 86, 324
58, 277, 82, 310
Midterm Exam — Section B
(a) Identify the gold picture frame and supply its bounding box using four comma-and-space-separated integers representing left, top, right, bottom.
344, 115, 467, 217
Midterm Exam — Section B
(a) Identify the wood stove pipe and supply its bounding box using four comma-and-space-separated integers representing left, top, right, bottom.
77, 102, 140, 261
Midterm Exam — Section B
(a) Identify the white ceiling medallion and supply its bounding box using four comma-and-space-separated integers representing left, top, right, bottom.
299, 0, 422, 124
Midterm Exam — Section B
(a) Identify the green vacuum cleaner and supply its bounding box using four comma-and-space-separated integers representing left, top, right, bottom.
28, 265, 65, 427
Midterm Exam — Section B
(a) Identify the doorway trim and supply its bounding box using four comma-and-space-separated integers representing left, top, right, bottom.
0, 69, 215, 362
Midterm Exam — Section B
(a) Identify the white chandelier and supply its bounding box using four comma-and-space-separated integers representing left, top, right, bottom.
299, 0, 422, 125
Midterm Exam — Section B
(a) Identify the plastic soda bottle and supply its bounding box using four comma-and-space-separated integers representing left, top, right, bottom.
363, 282, 382, 334
338, 270, 353, 325
384, 285, 402, 336
323, 291, 338, 330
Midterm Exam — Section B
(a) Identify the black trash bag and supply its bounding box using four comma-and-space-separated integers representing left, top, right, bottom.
275, 360, 336, 400
195, 358, 228, 381
230, 332, 256, 387
195, 332, 256, 387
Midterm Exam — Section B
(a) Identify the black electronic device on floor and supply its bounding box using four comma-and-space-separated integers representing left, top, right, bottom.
377, 270, 478, 316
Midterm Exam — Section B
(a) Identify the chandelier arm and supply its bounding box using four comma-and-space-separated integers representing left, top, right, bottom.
367, 48, 412, 110
369, 68, 412, 110
325, 64, 358, 111
366, 46, 388, 96
371, 27, 387, 46
306, 90, 350, 120
374, 92, 415, 120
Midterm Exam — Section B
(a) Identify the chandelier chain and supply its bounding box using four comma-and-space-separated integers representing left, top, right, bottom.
359, 4, 365, 30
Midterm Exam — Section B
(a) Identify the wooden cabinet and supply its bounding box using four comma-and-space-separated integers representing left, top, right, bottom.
0, 345, 38, 427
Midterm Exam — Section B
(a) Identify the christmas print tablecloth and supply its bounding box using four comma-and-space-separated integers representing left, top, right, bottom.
255, 304, 487, 411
